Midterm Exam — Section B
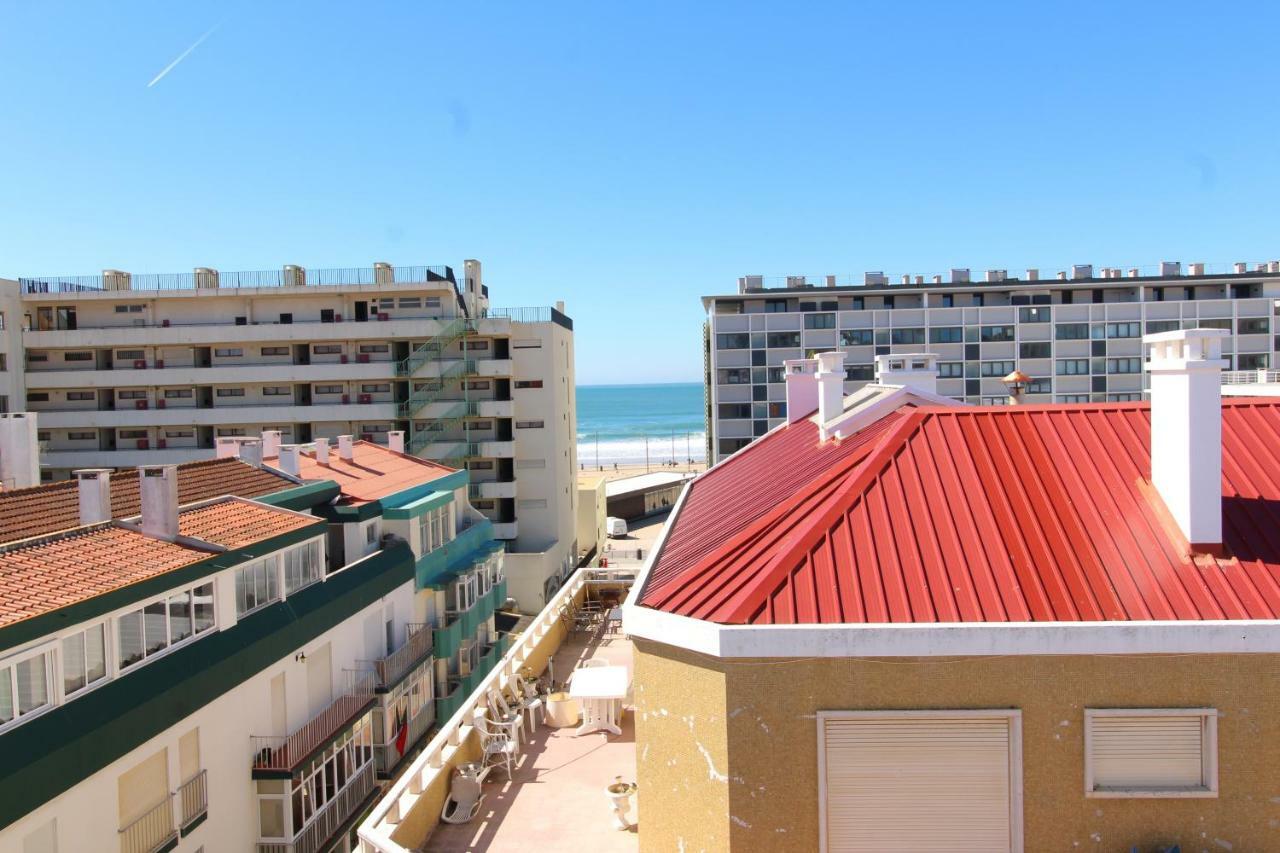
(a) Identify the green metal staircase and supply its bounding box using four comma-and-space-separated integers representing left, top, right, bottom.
396, 317, 473, 377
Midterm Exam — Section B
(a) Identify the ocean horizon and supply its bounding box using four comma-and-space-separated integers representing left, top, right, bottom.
576, 382, 705, 465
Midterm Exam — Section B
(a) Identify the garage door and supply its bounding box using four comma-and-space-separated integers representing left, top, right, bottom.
819, 711, 1021, 853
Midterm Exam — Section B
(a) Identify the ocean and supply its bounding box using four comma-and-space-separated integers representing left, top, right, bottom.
576, 383, 706, 466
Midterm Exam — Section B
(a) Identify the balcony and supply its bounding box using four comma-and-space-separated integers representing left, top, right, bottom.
492, 520, 518, 540
177, 769, 209, 835
259, 762, 376, 853
470, 357, 513, 378
470, 480, 517, 500
252, 672, 376, 777
24, 361, 394, 388
366, 623, 433, 690
474, 399, 513, 418
119, 795, 178, 853
34, 401, 396, 429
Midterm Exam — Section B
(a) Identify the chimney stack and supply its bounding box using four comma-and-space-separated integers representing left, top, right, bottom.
387, 430, 405, 454
0, 413, 40, 489
1144, 328, 1228, 550
337, 435, 354, 461
138, 465, 179, 541
215, 437, 240, 459
816, 351, 847, 434
238, 439, 263, 469
260, 430, 282, 459
277, 444, 301, 477
874, 353, 939, 395
75, 469, 113, 525
783, 358, 819, 423
314, 437, 331, 465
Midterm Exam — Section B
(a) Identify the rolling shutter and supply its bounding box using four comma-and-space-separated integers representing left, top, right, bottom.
1088, 713, 1205, 790
821, 714, 1016, 852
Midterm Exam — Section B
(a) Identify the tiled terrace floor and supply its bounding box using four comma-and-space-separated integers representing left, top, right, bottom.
423, 632, 638, 852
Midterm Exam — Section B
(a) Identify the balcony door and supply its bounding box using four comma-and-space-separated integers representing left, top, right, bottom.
306, 643, 332, 716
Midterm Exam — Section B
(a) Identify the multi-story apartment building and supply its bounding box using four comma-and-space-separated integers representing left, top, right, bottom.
703, 258, 1280, 462
0, 259, 578, 611
0, 421, 507, 853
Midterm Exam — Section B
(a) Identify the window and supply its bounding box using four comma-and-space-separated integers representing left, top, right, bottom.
284, 541, 323, 593
764, 299, 788, 313
213, 348, 243, 357
113, 304, 144, 313
66, 391, 94, 401
1027, 378, 1052, 394
314, 384, 342, 394
465, 420, 493, 431
1019, 342, 1051, 359
515, 420, 545, 429
804, 313, 836, 330
26, 393, 48, 403
512, 338, 542, 349
1197, 318, 1232, 331
1105, 322, 1141, 338
1107, 393, 1144, 402
68, 431, 95, 440
215, 388, 245, 397
117, 582, 214, 670
465, 380, 490, 391
360, 383, 391, 393
514, 380, 544, 389
929, 327, 963, 344
718, 368, 750, 385
890, 328, 925, 345
418, 505, 454, 554
234, 559, 280, 617
398, 297, 421, 308
1239, 317, 1269, 334
1018, 307, 1050, 323
359, 344, 389, 354
116, 349, 144, 359
1059, 393, 1091, 403
1057, 359, 1090, 375
1107, 357, 1142, 374
980, 325, 1015, 342
118, 429, 147, 439
719, 403, 751, 419
217, 428, 246, 437
262, 386, 290, 396
981, 360, 1015, 377
1085, 709, 1217, 797
261, 346, 289, 356
0, 648, 53, 726
1146, 320, 1180, 334
766, 332, 801, 348
1238, 353, 1269, 370
938, 362, 964, 378
845, 364, 874, 381
165, 429, 194, 438
840, 329, 874, 346
514, 459, 545, 469
63, 351, 92, 361
313, 345, 342, 354
27, 352, 48, 363
118, 390, 146, 400
716, 333, 749, 349
518, 498, 548, 509
1055, 323, 1090, 340
463, 339, 490, 351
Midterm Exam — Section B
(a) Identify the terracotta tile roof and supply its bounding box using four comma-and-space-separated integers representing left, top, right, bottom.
0, 498, 321, 629
294, 441, 456, 504
0, 458, 294, 545
178, 498, 320, 549
641, 399, 1280, 626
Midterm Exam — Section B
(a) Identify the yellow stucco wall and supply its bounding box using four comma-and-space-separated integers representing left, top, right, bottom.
634, 642, 1280, 852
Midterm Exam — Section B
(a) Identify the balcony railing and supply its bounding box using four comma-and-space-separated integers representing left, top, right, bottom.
1223, 369, 1280, 385
252, 672, 376, 775
20, 265, 455, 294
364, 623, 433, 689
177, 769, 208, 831
373, 699, 436, 775
258, 760, 376, 853
119, 795, 178, 853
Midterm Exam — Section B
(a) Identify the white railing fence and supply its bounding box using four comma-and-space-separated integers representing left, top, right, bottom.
118, 794, 177, 853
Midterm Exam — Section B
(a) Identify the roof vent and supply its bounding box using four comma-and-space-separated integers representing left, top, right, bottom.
314, 437, 331, 465
387, 430, 405, 454
1128, 268, 1140, 277
875, 353, 938, 395
825, 275, 838, 287
1233, 262, 1247, 274
337, 434, 355, 461
864, 272, 888, 286
816, 351, 847, 438
260, 430, 282, 460
75, 469, 113, 525
194, 267, 219, 289
277, 445, 301, 477
138, 465, 179, 541
1025, 268, 1039, 281
1056, 271, 1067, 280
786, 276, 807, 289
985, 269, 1006, 283
0, 413, 40, 490
931, 275, 942, 284
1159, 261, 1182, 277
374, 262, 394, 285
103, 269, 132, 291
782, 358, 819, 423
283, 265, 306, 287
1072, 264, 1093, 280
950, 268, 970, 283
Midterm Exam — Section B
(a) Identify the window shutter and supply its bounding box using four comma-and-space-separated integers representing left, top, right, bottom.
1089, 713, 1206, 790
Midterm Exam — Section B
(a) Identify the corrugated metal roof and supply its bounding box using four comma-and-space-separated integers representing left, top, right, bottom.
641, 399, 1280, 626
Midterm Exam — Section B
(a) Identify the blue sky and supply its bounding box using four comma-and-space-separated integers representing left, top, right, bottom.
1, 2, 1278, 385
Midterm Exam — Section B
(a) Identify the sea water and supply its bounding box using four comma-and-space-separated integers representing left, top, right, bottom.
576, 383, 706, 466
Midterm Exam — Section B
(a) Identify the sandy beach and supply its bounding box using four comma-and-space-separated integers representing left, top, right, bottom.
577, 460, 705, 487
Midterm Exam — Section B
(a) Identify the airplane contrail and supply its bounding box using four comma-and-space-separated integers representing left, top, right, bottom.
147, 21, 222, 88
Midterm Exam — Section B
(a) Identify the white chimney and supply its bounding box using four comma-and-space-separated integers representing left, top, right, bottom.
387, 430, 405, 454
1072, 264, 1093, 280
238, 439, 263, 468
1160, 261, 1182, 277
138, 465, 179, 541
782, 358, 819, 423
1026, 268, 1039, 281
1144, 328, 1228, 550
874, 353, 939, 395
816, 351, 847, 433
826, 275, 838, 287
277, 444, 301, 477
1128, 268, 1140, 278
314, 437, 331, 465
0, 413, 40, 489
950, 268, 970, 283
75, 469, 113, 525
260, 430, 282, 459
931, 275, 942, 284
1188, 262, 1205, 276
1233, 262, 1247, 274
215, 437, 241, 459
337, 434, 354, 461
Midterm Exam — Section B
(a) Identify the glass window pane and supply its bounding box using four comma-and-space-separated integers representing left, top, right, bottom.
15, 655, 49, 715
118, 611, 144, 668
62, 634, 85, 695
0, 669, 12, 723
169, 591, 192, 643
194, 583, 215, 632
144, 600, 168, 655
85, 624, 106, 683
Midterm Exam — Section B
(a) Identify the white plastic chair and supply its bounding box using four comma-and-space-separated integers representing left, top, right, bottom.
567, 658, 608, 687
486, 691, 524, 748
491, 687, 529, 741
512, 673, 546, 729
441, 766, 485, 824
476, 713, 518, 780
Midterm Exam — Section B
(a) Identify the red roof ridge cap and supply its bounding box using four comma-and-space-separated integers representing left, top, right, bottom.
715, 409, 931, 623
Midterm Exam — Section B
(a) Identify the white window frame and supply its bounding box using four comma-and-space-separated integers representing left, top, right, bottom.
1083, 708, 1218, 798
60, 620, 109, 700
816, 709, 1024, 853
234, 557, 281, 618
117, 580, 217, 671
0, 641, 58, 732
283, 539, 324, 594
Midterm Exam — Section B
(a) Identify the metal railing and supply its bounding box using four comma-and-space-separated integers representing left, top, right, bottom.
395, 317, 472, 377
1223, 369, 1280, 385
119, 795, 178, 853
177, 769, 208, 829
20, 264, 455, 294
252, 671, 376, 773
365, 623, 433, 688
397, 360, 474, 419
373, 700, 436, 774
259, 760, 376, 853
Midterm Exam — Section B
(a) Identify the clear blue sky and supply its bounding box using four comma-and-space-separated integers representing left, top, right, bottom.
2, 2, 1278, 385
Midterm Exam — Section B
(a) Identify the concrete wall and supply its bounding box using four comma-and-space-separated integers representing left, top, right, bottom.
634, 641, 1280, 852
576, 477, 606, 563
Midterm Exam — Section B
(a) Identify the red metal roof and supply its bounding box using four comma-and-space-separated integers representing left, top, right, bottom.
641, 399, 1280, 625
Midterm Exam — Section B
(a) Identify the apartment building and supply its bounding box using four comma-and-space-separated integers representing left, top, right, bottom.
628, 332, 1280, 852
0, 424, 507, 853
703, 257, 1280, 462
0, 259, 578, 612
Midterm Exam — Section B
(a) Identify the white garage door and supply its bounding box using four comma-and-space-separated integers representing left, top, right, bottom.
819, 711, 1022, 853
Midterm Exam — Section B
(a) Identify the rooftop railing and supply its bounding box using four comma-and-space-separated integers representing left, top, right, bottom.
1223, 369, 1280, 385
19, 264, 455, 294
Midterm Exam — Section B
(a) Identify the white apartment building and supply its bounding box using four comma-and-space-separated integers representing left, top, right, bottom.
0, 260, 578, 611
703, 258, 1280, 462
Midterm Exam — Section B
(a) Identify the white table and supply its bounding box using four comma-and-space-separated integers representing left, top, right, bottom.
568, 665, 629, 737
